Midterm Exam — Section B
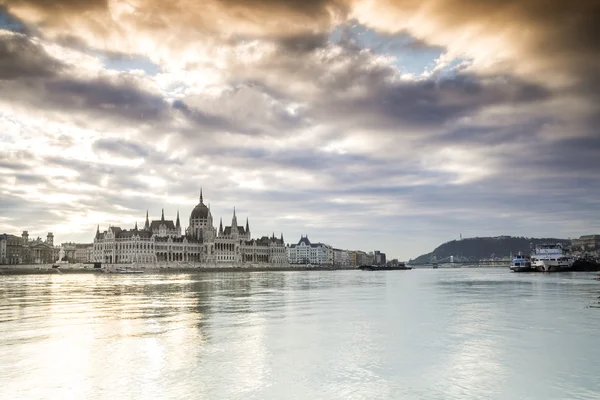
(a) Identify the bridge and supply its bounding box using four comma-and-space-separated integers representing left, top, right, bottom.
407, 255, 510, 267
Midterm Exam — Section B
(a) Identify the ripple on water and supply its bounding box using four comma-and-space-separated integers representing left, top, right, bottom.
1, 270, 599, 400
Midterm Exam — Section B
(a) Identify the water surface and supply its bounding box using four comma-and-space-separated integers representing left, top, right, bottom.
1, 269, 599, 399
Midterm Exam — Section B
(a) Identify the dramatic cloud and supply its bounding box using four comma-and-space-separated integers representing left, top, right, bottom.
0, 0, 598, 259
0, 30, 63, 78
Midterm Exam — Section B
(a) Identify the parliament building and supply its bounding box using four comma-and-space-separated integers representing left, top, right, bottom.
92, 190, 287, 265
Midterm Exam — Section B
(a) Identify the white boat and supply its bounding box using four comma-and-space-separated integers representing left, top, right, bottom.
531, 244, 574, 272
509, 253, 532, 272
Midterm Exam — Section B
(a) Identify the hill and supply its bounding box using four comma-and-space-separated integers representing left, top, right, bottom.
410, 236, 571, 263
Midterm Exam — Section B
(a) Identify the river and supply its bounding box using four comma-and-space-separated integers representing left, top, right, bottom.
1, 269, 599, 399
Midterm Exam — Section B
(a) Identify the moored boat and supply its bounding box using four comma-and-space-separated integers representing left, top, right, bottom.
531, 244, 574, 272
571, 257, 600, 272
509, 253, 532, 272
358, 264, 412, 271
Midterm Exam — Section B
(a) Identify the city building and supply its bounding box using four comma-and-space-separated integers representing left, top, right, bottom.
355, 250, 367, 265
354, 250, 375, 266
326, 246, 334, 265
374, 250, 387, 266
22, 232, 56, 264
0, 234, 22, 264
572, 235, 600, 251
0, 231, 56, 264
340, 249, 350, 266
92, 190, 287, 265
350, 251, 357, 266
333, 248, 342, 266
61, 242, 94, 262
286, 236, 332, 265
333, 248, 351, 267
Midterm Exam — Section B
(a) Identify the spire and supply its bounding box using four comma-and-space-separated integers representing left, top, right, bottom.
231, 207, 237, 227
245, 217, 249, 233
134, 221, 138, 231
176, 210, 180, 228
219, 218, 223, 235
280, 232, 284, 243
161, 208, 165, 222
199, 187, 203, 204
144, 210, 149, 230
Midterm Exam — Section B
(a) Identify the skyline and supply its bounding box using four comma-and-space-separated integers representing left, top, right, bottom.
0, 1, 599, 260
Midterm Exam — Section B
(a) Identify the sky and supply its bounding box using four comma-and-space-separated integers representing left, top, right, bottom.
0, 0, 598, 260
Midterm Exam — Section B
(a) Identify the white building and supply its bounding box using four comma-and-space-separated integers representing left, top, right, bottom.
287, 236, 333, 265
333, 248, 350, 267
0, 237, 6, 264
93, 190, 287, 265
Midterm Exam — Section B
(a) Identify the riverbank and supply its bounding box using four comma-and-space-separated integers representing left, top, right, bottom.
0, 263, 356, 275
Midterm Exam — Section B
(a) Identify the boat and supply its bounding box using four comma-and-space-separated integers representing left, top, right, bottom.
358, 264, 412, 271
571, 257, 600, 272
432, 262, 438, 269
530, 244, 574, 272
509, 253, 532, 272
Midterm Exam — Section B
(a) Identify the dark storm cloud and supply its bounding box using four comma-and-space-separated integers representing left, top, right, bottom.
312, 70, 550, 130
217, 32, 552, 135
0, 74, 172, 127
516, 136, 600, 179
44, 77, 170, 122
0, 31, 172, 127
0, 31, 63, 79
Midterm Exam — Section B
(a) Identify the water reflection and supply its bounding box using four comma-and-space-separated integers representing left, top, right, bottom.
0, 270, 599, 399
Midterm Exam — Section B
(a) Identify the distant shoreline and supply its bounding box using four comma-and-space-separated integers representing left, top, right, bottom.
0, 264, 358, 275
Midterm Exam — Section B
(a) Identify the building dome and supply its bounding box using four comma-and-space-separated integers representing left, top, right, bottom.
190, 202, 210, 219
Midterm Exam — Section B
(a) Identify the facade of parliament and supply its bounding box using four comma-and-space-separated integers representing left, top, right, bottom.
92, 190, 287, 264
